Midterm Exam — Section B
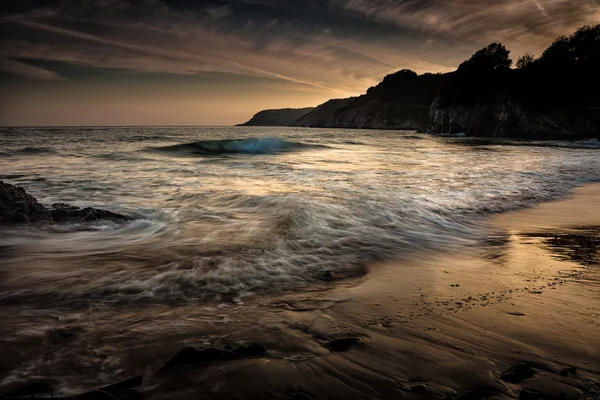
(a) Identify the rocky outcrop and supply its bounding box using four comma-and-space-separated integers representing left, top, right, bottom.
294, 98, 353, 127
0, 181, 52, 223
429, 96, 600, 139
48, 203, 129, 223
237, 107, 314, 126
242, 70, 445, 131
428, 26, 600, 139
0, 181, 129, 225
305, 70, 442, 130
160, 343, 268, 371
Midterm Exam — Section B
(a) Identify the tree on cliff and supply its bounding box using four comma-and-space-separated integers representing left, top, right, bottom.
539, 24, 600, 65
458, 43, 512, 72
516, 53, 535, 69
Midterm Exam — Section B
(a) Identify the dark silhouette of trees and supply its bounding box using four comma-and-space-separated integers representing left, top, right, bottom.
437, 23, 600, 109
458, 43, 512, 72
515, 53, 535, 69
539, 24, 600, 66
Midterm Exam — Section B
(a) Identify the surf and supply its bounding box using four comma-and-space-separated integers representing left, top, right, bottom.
155, 137, 327, 156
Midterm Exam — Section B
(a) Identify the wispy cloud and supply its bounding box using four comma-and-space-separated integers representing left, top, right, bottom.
0, 56, 63, 80
1, 0, 598, 125
331, 0, 600, 52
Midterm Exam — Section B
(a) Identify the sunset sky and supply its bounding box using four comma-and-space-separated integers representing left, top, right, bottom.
1, 0, 599, 126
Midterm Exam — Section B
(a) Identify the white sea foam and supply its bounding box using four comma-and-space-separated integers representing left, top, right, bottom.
1, 128, 599, 305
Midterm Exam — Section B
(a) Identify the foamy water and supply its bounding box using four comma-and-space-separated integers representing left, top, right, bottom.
1, 126, 599, 305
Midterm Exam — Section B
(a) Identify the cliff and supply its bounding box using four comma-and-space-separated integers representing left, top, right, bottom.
293, 98, 353, 127
326, 70, 443, 130
295, 70, 445, 130
429, 25, 600, 139
238, 23, 599, 139
237, 108, 314, 127
429, 97, 600, 140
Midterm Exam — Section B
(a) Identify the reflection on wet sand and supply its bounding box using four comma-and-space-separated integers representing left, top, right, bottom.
1, 185, 599, 399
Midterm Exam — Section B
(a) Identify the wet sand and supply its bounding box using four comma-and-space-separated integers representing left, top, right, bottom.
1, 185, 600, 399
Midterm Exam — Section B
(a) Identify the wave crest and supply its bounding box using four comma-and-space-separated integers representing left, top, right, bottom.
156, 137, 326, 155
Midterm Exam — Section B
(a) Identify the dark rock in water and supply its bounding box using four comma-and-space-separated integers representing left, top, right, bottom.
161, 344, 269, 371
0, 181, 52, 224
519, 389, 541, 400
4, 380, 54, 398
501, 363, 537, 383
46, 327, 83, 345
290, 391, 312, 400
0, 181, 129, 225
234, 343, 268, 357
324, 337, 361, 352
322, 270, 335, 280
49, 203, 129, 223
161, 347, 222, 369
457, 389, 500, 400
244, 343, 268, 356
559, 366, 577, 377
234, 345, 247, 356
96, 376, 143, 397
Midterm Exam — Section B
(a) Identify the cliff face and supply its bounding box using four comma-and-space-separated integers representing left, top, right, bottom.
296, 70, 445, 130
293, 98, 352, 127
429, 97, 600, 139
237, 107, 314, 127
237, 24, 600, 139
428, 26, 600, 139
298, 101, 431, 130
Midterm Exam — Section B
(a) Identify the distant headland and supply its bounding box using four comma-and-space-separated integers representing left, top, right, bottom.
239, 23, 600, 140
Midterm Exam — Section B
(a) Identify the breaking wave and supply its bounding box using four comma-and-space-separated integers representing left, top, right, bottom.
155, 137, 326, 155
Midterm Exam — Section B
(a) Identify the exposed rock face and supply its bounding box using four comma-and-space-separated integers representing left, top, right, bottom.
237, 107, 315, 126
0, 181, 52, 223
429, 96, 600, 139
297, 70, 444, 130
241, 70, 445, 131
293, 98, 353, 127
48, 203, 129, 223
160, 343, 268, 371
296, 99, 432, 130
0, 181, 129, 225
428, 26, 600, 139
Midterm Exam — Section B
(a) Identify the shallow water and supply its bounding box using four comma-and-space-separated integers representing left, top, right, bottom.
2, 126, 600, 395
1, 126, 599, 306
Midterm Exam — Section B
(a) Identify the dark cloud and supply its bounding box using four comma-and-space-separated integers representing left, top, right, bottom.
1, 0, 598, 125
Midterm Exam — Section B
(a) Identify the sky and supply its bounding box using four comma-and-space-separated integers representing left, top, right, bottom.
1, 0, 599, 126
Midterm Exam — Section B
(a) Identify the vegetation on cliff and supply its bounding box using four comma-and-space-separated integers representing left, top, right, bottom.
241, 23, 600, 139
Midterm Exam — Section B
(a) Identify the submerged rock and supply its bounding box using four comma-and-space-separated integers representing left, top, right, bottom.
161, 347, 223, 369
324, 337, 361, 352
500, 363, 537, 383
243, 343, 268, 356
3, 380, 54, 398
0, 181, 129, 225
160, 344, 269, 371
49, 203, 128, 223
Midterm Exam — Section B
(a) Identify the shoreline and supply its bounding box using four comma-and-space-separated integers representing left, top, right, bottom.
1, 184, 600, 399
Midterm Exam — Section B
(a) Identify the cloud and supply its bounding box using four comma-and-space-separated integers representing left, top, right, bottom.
0, 56, 63, 79
331, 0, 600, 52
0, 0, 469, 96
1, 0, 598, 96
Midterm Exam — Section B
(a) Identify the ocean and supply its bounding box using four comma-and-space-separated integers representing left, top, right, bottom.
2, 126, 600, 396
1, 126, 599, 306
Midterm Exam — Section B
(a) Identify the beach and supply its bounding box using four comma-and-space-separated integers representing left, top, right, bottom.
1, 127, 599, 399
2, 184, 599, 399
